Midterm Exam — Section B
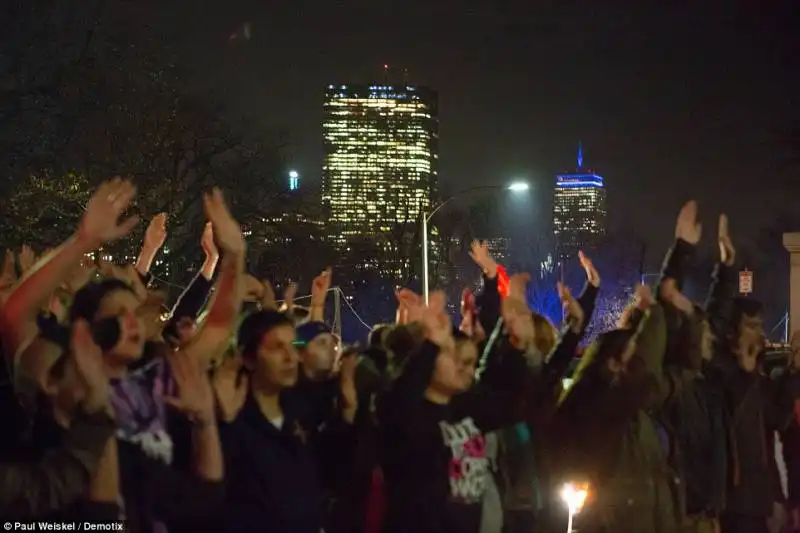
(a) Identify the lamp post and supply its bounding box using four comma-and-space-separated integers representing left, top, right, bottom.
560, 482, 589, 533
421, 182, 529, 304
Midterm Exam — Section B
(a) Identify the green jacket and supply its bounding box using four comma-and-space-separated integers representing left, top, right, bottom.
553, 306, 679, 533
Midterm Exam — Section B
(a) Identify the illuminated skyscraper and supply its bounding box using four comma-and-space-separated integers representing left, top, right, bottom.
321, 84, 439, 246
552, 144, 607, 259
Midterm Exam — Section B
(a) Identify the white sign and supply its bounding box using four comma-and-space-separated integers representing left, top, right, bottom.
739, 270, 753, 294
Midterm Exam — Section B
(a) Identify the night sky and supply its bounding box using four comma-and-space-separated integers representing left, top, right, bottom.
148, 0, 797, 261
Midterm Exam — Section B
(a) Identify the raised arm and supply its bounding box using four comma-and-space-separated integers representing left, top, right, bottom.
1, 179, 139, 357
183, 189, 245, 368
540, 282, 586, 386
309, 268, 332, 322
468, 241, 501, 334
135, 213, 167, 279
379, 291, 448, 425
705, 214, 737, 342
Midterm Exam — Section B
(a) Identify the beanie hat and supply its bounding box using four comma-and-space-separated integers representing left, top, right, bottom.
295, 321, 330, 346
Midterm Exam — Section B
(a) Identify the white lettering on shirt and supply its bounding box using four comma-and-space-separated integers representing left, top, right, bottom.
439, 417, 488, 503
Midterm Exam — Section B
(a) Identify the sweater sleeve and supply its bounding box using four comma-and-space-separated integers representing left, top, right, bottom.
379, 341, 439, 427
659, 238, 696, 291
460, 342, 530, 432
632, 305, 670, 410
703, 264, 739, 381
574, 282, 598, 339
477, 274, 501, 336
0, 411, 115, 519
170, 274, 213, 321
705, 262, 738, 343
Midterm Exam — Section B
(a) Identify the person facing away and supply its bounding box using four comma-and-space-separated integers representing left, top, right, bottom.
713, 297, 793, 533
779, 332, 800, 532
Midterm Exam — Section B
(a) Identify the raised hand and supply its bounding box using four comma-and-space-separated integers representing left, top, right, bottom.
634, 284, 655, 311
144, 213, 168, 251
718, 214, 735, 266
311, 268, 332, 307
396, 288, 424, 323
165, 350, 215, 425
421, 290, 453, 349
212, 355, 248, 423
578, 251, 600, 287
203, 188, 245, 256
283, 282, 298, 310
469, 240, 498, 277
78, 178, 140, 250
558, 282, 585, 333
18, 245, 37, 275
71, 319, 110, 415
201, 222, 218, 258
675, 200, 702, 245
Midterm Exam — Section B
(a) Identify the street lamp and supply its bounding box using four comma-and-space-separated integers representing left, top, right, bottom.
422, 182, 530, 304
560, 481, 589, 533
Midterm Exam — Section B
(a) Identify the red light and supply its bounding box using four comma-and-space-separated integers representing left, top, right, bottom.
497, 265, 510, 299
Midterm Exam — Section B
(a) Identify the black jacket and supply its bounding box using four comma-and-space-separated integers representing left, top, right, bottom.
219, 389, 353, 533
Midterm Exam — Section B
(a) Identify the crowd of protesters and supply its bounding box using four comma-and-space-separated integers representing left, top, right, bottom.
0, 177, 799, 533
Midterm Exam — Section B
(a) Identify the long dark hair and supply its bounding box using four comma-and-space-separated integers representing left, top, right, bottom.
551, 329, 644, 484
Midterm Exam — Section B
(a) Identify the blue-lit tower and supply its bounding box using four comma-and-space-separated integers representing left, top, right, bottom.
552, 143, 607, 259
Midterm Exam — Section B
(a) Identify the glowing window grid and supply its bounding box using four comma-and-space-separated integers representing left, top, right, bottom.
552, 173, 607, 255
321, 84, 439, 245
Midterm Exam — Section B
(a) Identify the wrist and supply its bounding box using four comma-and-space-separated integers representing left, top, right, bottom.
220, 242, 246, 258
138, 245, 158, 260
191, 410, 216, 428
80, 397, 112, 417
73, 232, 101, 254
510, 336, 531, 351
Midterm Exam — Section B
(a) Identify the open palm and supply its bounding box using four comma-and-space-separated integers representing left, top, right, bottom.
166, 350, 215, 425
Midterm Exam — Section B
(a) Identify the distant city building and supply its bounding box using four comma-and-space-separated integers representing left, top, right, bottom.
254, 212, 325, 249
484, 237, 512, 265
552, 143, 607, 259
442, 235, 511, 295
321, 84, 439, 245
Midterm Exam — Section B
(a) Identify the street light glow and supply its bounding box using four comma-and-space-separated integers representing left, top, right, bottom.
507, 182, 529, 192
